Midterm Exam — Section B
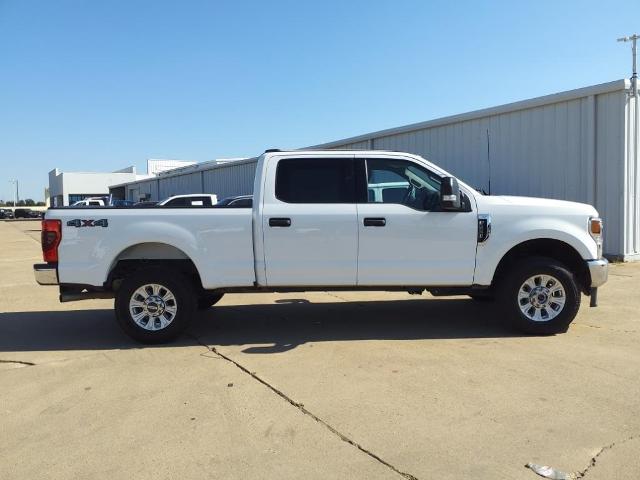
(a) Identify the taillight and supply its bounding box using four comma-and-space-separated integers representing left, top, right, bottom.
41, 219, 62, 263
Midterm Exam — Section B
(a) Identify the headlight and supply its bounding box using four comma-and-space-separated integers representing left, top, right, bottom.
589, 217, 603, 257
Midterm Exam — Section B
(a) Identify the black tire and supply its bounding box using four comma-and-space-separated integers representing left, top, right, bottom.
115, 267, 196, 344
498, 256, 580, 335
197, 292, 224, 310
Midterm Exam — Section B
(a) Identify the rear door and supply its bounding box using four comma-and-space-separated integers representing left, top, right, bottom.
261, 156, 358, 286
356, 156, 478, 286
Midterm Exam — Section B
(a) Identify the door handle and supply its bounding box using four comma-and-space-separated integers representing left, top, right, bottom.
269, 217, 291, 227
363, 217, 386, 227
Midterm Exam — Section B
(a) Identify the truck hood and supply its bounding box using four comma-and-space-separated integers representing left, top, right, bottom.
477, 195, 598, 217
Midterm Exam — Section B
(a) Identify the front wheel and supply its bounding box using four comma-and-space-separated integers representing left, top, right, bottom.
115, 268, 196, 344
499, 257, 580, 335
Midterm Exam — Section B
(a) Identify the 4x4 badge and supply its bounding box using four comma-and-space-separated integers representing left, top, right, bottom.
67, 219, 108, 228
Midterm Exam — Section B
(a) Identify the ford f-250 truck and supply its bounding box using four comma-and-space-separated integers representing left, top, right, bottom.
34, 149, 609, 343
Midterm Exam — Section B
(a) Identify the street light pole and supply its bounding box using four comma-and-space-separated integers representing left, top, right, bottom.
618, 34, 639, 252
9, 180, 18, 207
618, 34, 639, 96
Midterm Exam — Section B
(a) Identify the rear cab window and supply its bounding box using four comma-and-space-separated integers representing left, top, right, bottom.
275, 158, 357, 203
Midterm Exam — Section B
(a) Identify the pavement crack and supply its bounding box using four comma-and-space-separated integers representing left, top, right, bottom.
324, 291, 350, 302
577, 434, 639, 478
0, 359, 35, 367
324, 291, 370, 307
186, 333, 420, 480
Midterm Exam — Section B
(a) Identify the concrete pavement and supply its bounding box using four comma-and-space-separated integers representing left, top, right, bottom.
1, 220, 638, 479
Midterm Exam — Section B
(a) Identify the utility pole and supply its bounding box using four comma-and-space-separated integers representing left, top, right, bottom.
9, 179, 18, 207
618, 34, 640, 253
618, 34, 639, 96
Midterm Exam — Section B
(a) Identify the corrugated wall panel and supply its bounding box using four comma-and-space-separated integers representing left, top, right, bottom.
332, 140, 370, 150
158, 173, 203, 200
126, 179, 156, 201
595, 91, 626, 257
202, 161, 257, 198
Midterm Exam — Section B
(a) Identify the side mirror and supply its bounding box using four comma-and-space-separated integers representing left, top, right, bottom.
440, 177, 461, 210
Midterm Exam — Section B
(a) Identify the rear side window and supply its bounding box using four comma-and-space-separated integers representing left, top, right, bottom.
275, 158, 356, 203
165, 198, 187, 206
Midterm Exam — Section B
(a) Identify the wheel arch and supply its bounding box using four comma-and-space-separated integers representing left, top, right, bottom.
106, 242, 204, 292
491, 238, 591, 294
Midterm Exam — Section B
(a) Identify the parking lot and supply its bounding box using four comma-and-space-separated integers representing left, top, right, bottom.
1, 219, 639, 479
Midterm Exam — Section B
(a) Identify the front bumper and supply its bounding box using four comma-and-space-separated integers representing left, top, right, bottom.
34, 263, 59, 285
587, 258, 609, 287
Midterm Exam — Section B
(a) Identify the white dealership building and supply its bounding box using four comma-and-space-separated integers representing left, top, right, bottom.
109, 79, 639, 260
48, 159, 195, 206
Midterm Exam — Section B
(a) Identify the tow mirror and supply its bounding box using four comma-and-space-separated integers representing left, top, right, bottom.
440, 177, 461, 210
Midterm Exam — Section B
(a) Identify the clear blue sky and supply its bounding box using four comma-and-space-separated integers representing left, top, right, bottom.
0, 0, 637, 201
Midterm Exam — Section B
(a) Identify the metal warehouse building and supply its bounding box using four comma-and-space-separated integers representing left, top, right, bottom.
110, 158, 257, 204
111, 79, 639, 260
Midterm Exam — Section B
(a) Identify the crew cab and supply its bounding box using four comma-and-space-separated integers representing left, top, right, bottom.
34, 150, 608, 343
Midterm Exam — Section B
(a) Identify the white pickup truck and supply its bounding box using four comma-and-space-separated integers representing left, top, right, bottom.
35, 149, 608, 343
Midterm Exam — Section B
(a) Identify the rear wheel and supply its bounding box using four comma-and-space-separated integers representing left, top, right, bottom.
499, 257, 580, 334
115, 268, 196, 344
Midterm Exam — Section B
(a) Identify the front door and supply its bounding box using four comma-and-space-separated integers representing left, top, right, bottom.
357, 156, 478, 286
262, 156, 359, 286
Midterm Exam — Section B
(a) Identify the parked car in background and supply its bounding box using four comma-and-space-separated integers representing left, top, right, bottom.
215, 195, 253, 208
0, 208, 15, 219
133, 201, 159, 208
112, 199, 136, 207
14, 208, 41, 218
158, 194, 218, 207
71, 196, 109, 207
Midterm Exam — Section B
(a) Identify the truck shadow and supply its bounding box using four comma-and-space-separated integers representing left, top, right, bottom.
0, 297, 523, 353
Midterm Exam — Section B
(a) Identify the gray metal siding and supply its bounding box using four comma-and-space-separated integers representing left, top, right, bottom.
119, 160, 257, 203
595, 91, 626, 257
126, 179, 156, 201
202, 161, 257, 198
158, 173, 203, 200
329, 140, 371, 150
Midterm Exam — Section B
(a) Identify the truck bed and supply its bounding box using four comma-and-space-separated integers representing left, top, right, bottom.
46, 207, 255, 289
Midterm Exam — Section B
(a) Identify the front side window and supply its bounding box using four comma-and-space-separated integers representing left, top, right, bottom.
366, 158, 442, 211
275, 158, 356, 203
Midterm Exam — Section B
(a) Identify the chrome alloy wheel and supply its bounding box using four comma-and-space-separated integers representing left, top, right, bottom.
129, 283, 178, 331
517, 274, 566, 322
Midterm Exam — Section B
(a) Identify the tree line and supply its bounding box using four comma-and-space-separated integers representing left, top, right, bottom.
0, 200, 46, 207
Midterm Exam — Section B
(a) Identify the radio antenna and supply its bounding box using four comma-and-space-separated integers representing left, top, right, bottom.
486, 129, 492, 195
